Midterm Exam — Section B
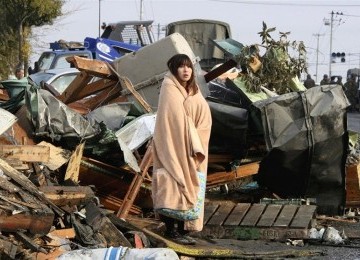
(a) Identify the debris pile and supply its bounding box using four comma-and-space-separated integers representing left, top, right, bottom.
0, 25, 359, 259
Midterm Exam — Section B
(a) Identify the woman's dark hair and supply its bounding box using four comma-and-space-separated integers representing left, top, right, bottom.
167, 54, 197, 93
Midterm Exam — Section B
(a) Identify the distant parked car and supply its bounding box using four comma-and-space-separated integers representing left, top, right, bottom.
28, 68, 80, 94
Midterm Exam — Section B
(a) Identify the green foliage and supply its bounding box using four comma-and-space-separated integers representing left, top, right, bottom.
0, 0, 63, 26
236, 22, 307, 94
0, 8, 18, 79
0, 0, 64, 79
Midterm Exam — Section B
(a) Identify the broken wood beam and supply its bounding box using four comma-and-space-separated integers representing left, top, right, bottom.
206, 161, 259, 188
79, 157, 152, 211
64, 142, 85, 183
107, 65, 153, 113
0, 145, 50, 163
97, 192, 142, 215
39, 186, 95, 207
0, 158, 64, 217
208, 153, 235, 163
346, 163, 360, 207
48, 228, 76, 239
70, 78, 117, 101
0, 209, 54, 234
117, 144, 153, 219
204, 59, 237, 83
81, 85, 122, 110
15, 232, 47, 254
85, 201, 132, 247
66, 56, 117, 79
57, 71, 93, 104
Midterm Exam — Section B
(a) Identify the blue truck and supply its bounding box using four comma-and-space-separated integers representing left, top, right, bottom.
29, 20, 155, 74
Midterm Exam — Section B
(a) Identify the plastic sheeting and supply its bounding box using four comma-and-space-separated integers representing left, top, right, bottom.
57, 246, 179, 260
26, 88, 101, 140
207, 100, 248, 157
0, 78, 29, 113
252, 85, 350, 215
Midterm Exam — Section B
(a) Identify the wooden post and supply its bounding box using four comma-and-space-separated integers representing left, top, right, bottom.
117, 143, 153, 219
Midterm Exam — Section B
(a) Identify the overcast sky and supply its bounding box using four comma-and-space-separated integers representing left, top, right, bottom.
32, 0, 360, 82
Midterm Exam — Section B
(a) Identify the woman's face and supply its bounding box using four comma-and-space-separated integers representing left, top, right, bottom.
177, 64, 192, 84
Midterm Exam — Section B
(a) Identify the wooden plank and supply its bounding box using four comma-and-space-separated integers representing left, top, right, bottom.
223, 203, 250, 226
58, 71, 93, 104
257, 204, 282, 227
100, 217, 132, 247
39, 186, 95, 207
0, 211, 54, 234
15, 232, 47, 253
97, 193, 142, 215
72, 78, 117, 101
117, 144, 153, 219
206, 162, 259, 188
0, 193, 41, 209
208, 154, 233, 163
64, 142, 85, 182
273, 204, 298, 227
66, 56, 117, 79
79, 157, 150, 213
346, 163, 360, 207
240, 204, 266, 227
37, 141, 70, 171
48, 228, 76, 239
107, 64, 152, 113
0, 175, 21, 193
207, 202, 235, 226
82, 86, 122, 110
0, 158, 64, 217
67, 101, 92, 115
0, 145, 50, 162
203, 203, 219, 225
290, 205, 316, 228
204, 59, 237, 83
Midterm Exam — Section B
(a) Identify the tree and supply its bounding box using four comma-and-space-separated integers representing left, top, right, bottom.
0, 0, 64, 77
236, 22, 307, 94
0, 8, 18, 79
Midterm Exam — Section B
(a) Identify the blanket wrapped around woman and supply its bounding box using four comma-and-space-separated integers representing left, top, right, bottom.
152, 72, 212, 231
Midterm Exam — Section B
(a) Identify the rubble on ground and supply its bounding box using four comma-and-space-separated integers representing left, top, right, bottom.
0, 29, 359, 259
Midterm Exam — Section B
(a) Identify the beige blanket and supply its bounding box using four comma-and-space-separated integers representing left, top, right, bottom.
152, 72, 212, 231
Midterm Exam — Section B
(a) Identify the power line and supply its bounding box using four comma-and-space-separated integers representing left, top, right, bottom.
208, 0, 360, 7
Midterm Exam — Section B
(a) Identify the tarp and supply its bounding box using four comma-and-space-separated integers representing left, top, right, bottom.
207, 100, 248, 157
252, 85, 349, 215
0, 78, 30, 113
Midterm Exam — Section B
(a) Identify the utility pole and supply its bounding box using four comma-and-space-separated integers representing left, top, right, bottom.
98, 0, 102, 37
325, 11, 343, 78
140, 0, 144, 21
313, 33, 324, 82
329, 11, 334, 78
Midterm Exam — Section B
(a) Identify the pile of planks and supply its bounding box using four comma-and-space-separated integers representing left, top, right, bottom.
0, 56, 261, 258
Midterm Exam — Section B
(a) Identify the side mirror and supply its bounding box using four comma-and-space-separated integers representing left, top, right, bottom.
28, 66, 33, 75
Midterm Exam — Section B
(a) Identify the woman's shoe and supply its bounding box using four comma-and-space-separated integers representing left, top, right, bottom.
181, 235, 196, 245
164, 230, 196, 245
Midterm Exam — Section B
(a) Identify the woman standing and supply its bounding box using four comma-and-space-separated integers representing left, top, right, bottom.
152, 54, 212, 245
